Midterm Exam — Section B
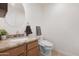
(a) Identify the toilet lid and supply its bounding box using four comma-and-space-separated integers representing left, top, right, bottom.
39, 39, 53, 47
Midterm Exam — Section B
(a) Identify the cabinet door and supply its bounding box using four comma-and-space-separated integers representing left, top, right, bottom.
27, 40, 38, 50
1, 44, 26, 56
27, 47, 40, 56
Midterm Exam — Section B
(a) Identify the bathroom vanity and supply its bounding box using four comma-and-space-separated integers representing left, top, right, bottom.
0, 37, 40, 56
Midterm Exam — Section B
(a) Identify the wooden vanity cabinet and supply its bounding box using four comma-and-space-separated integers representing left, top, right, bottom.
0, 39, 40, 56
26, 40, 40, 56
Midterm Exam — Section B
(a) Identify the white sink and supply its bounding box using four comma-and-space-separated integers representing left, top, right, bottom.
7, 37, 28, 44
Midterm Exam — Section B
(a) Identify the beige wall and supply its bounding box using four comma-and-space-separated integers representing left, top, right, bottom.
42, 3, 79, 55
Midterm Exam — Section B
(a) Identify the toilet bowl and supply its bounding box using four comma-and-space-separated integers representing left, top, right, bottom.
38, 37, 54, 56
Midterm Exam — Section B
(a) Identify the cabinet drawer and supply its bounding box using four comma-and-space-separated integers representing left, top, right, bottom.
2, 44, 26, 56
27, 40, 38, 50
27, 47, 40, 56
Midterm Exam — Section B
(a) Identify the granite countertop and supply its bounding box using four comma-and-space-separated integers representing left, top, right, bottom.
0, 37, 37, 52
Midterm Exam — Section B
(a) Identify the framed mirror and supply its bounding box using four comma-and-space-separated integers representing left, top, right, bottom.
4, 3, 25, 28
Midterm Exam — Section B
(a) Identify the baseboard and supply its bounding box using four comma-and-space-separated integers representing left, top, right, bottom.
55, 49, 76, 56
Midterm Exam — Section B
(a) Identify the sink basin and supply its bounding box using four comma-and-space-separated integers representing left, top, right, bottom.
7, 37, 28, 44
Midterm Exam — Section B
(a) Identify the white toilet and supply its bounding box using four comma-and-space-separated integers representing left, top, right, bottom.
38, 36, 54, 56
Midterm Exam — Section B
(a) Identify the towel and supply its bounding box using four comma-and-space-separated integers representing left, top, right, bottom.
25, 25, 32, 36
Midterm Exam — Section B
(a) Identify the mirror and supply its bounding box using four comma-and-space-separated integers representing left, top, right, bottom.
4, 3, 25, 28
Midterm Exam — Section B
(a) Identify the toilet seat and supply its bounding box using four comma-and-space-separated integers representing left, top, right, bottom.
38, 39, 53, 47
